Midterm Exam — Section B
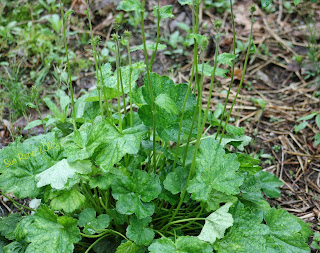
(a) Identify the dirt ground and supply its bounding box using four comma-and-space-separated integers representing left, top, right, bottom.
1, 0, 319, 249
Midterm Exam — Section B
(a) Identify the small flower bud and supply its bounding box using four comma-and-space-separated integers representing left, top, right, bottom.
250, 4, 256, 14
124, 30, 132, 39
214, 19, 222, 29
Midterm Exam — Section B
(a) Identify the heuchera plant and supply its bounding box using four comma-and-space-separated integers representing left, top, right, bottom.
0, 0, 313, 252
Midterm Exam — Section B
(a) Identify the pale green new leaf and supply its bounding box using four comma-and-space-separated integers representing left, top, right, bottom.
50, 188, 85, 213
294, 121, 308, 133
130, 43, 167, 52
187, 138, 243, 202
116, 241, 141, 253
111, 169, 161, 219
178, 0, 193, 5
15, 205, 80, 253
198, 203, 234, 244
36, 159, 92, 190
217, 53, 237, 67
24, 120, 43, 130
126, 216, 154, 246
198, 63, 229, 77
149, 236, 213, 253
116, 0, 142, 12
153, 5, 174, 19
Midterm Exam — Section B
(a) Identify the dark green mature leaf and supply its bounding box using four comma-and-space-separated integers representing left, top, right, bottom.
214, 202, 269, 252
126, 216, 154, 246
153, 5, 174, 19
240, 175, 264, 202
78, 208, 110, 234
15, 205, 81, 253
198, 203, 234, 244
255, 171, 283, 198
117, 0, 142, 12
134, 73, 197, 142
205, 190, 238, 212
178, 0, 193, 5
187, 138, 243, 202
0, 132, 62, 198
61, 119, 147, 171
0, 214, 22, 240
3, 241, 27, 253
111, 169, 162, 218
149, 236, 213, 253
264, 208, 311, 252
163, 166, 188, 195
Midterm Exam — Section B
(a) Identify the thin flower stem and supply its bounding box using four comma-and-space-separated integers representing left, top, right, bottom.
141, 0, 157, 172
0, 192, 35, 211
117, 40, 127, 117
219, 10, 255, 144
85, 0, 104, 118
114, 39, 123, 132
60, 0, 77, 130
126, 40, 133, 127
149, 0, 160, 71
216, 0, 236, 140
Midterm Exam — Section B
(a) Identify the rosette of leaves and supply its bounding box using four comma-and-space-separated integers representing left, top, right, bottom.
133, 72, 197, 142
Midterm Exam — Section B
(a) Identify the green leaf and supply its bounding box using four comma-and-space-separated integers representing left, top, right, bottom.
130, 43, 167, 52
153, 5, 174, 19
78, 208, 96, 227
149, 236, 213, 253
261, 0, 272, 8
214, 202, 269, 252
293, 0, 302, 5
198, 203, 234, 244
255, 171, 283, 198
294, 121, 308, 133
205, 190, 238, 211
198, 63, 229, 78
0, 133, 61, 198
15, 205, 81, 253
240, 175, 264, 202
126, 216, 154, 246
111, 169, 161, 218
187, 138, 243, 202
217, 53, 237, 67
101, 62, 145, 99
117, 0, 142, 12
163, 166, 188, 195
50, 188, 86, 213
316, 114, 320, 129
297, 112, 317, 121
116, 241, 141, 253
155, 93, 180, 115
83, 214, 110, 235
0, 214, 22, 240
64, 10, 74, 19
43, 97, 61, 119
61, 119, 147, 170
24, 120, 43, 130
135, 73, 197, 142
3, 241, 27, 253
178, 0, 193, 5
264, 208, 311, 252
311, 232, 320, 250
56, 90, 71, 118
36, 159, 92, 190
